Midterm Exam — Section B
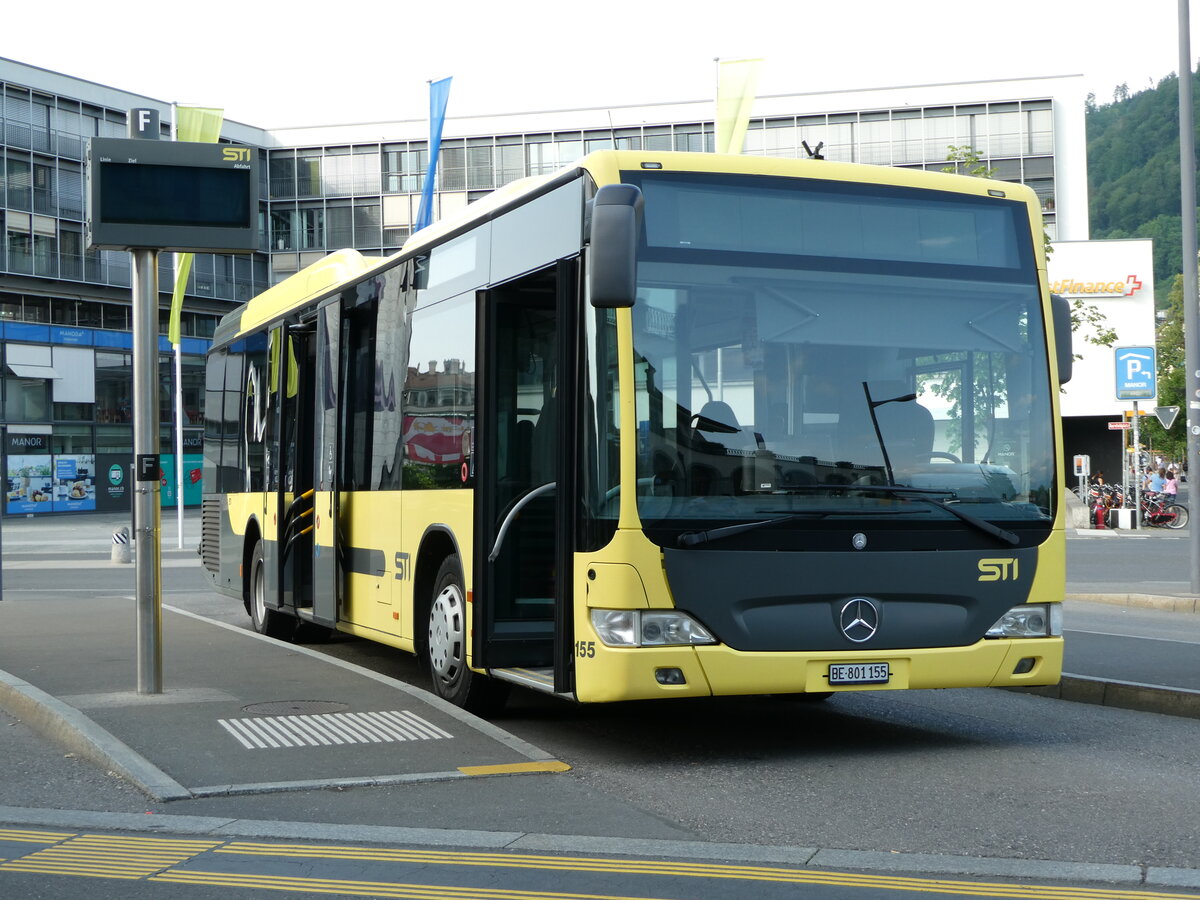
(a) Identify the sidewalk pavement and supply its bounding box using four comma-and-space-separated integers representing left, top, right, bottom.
0, 510, 1198, 889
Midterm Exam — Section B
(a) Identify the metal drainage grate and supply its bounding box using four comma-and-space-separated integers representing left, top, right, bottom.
218, 709, 452, 750
241, 700, 349, 716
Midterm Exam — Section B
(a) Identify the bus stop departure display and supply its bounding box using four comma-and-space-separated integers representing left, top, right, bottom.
86, 137, 258, 253
99, 162, 250, 227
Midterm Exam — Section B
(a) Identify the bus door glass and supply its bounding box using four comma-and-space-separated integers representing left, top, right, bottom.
476, 265, 566, 675
312, 299, 341, 625
259, 327, 285, 610
274, 322, 315, 612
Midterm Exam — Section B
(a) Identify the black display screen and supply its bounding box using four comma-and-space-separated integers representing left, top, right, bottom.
99, 162, 252, 228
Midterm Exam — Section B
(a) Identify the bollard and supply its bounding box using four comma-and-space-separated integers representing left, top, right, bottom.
111, 526, 132, 564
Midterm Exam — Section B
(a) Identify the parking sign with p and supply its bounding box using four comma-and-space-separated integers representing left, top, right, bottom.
1114, 346, 1156, 401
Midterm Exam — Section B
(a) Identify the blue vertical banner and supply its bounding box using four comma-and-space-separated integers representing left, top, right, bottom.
415, 77, 452, 232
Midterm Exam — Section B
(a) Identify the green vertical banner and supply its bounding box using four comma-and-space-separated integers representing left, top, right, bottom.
169, 106, 225, 345
715, 58, 762, 155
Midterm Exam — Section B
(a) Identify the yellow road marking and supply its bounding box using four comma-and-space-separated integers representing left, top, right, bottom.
150, 863, 1200, 900
0, 828, 74, 845
155, 869, 676, 899
457, 760, 572, 776
211, 843, 1200, 900
0, 830, 1194, 900
0, 833, 220, 879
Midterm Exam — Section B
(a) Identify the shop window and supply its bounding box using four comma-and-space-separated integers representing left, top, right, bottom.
22, 295, 49, 322
3, 377, 50, 421
53, 402, 92, 421
101, 304, 129, 331
96, 425, 133, 453
51, 298, 77, 325
95, 350, 132, 424
51, 425, 92, 453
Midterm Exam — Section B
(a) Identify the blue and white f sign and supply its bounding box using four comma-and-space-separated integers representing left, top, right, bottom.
1114, 346, 1156, 401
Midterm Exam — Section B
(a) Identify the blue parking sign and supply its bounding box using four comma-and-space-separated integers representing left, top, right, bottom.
1115, 346, 1156, 400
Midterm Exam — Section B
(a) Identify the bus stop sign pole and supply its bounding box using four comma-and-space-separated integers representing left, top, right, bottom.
127, 109, 163, 695
132, 247, 163, 694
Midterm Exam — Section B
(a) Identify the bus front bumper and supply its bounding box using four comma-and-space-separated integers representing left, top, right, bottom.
572, 637, 1063, 703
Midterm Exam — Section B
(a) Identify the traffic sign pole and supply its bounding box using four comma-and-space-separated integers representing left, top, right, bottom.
1178, 0, 1200, 593
1132, 402, 1141, 529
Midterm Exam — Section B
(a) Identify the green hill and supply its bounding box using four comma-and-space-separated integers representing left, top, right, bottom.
1086, 70, 1200, 303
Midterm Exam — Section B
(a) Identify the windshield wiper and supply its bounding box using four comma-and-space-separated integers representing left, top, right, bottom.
852, 484, 1020, 546
677, 508, 914, 547
676, 484, 1019, 548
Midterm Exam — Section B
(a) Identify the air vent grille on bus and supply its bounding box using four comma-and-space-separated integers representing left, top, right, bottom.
201, 498, 221, 573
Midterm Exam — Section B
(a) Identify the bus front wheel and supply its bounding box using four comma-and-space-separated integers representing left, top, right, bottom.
249, 541, 293, 640
425, 555, 508, 715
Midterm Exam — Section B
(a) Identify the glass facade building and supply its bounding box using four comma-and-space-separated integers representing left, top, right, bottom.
0, 57, 1088, 512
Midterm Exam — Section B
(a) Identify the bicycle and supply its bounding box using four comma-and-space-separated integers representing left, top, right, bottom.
1140, 492, 1189, 529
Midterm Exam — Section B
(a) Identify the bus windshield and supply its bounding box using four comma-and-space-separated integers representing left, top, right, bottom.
613, 171, 1055, 547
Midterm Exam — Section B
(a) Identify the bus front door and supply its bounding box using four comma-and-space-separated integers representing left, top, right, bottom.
476, 261, 577, 696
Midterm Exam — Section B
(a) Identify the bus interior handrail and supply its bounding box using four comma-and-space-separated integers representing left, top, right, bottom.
488, 481, 556, 562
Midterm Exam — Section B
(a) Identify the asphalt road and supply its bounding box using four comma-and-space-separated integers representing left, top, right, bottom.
1, 511, 1199, 899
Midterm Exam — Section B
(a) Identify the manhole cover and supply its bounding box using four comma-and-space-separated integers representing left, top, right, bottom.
241, 700, 350, 715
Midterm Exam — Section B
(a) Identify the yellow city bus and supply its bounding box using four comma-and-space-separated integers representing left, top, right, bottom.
201, 150, 1072, 713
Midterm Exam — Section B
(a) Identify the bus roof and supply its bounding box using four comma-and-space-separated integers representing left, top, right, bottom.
220, 150, 1038, 343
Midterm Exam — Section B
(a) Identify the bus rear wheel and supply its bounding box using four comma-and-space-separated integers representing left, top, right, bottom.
425, 555, 508, 715
249, 541, 293, 640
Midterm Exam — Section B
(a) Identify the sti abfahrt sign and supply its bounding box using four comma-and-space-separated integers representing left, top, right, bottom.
86, 137, 258, 253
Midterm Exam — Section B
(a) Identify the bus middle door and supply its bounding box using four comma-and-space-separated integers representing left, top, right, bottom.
311, 298, 342, 626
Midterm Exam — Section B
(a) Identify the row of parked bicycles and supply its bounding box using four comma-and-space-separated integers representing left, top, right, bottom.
1079, 481, 1189, 529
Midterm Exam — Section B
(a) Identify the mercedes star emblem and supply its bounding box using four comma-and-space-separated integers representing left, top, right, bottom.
839, 598, 880, 643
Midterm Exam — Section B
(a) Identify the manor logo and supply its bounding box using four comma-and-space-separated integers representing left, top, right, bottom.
1050, 275, 1143, 298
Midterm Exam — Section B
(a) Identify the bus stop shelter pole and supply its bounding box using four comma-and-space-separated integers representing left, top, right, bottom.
131, 247, 163, 694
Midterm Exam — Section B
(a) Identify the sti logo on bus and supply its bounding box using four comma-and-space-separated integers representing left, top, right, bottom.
222, 147, 252, 162
978, 558, 1019, 581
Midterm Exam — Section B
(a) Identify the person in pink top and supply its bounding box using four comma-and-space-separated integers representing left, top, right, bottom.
1163, 469, 1179, 498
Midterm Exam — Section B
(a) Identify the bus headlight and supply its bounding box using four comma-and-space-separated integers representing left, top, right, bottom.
591, 609, 716, 647
985, 603, 1062, 638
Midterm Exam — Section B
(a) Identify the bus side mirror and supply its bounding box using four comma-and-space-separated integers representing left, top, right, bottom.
588, 184, 643, 309
1050, 293, 1073, 385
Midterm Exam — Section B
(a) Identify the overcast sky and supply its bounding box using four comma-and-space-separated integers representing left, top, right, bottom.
4, 0, 1198, 128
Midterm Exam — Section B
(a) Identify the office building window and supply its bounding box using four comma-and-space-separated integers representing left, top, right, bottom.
5, 156, 32, 210
269, 153, 296, 199
297, 153, 321, 197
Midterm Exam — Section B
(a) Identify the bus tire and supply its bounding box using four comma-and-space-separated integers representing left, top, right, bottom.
425, 555, 509, 715
249, 541, 294, 640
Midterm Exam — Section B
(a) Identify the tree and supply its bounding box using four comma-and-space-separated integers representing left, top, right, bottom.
1138, 274, 1186, 462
